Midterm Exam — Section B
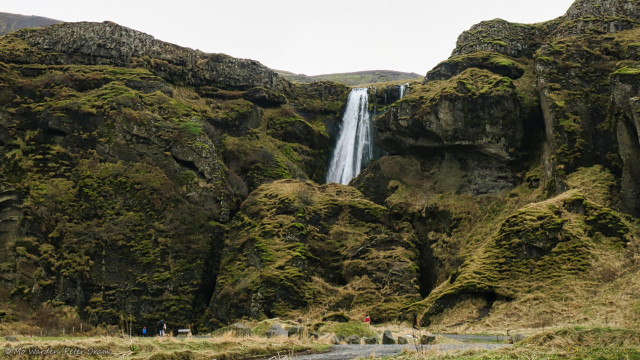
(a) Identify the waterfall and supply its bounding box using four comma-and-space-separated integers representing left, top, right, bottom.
399, 83, 409, 98
326, 88, 373, 185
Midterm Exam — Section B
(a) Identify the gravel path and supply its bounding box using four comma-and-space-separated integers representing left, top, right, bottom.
260, 343, 512, 360
437, 334, 510, 343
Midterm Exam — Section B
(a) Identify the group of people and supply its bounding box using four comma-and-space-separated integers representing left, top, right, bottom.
139, 315, 372, 337
140, 320, 167, 337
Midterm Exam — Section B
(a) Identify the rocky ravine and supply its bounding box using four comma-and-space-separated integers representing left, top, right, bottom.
1, 0, 640, 334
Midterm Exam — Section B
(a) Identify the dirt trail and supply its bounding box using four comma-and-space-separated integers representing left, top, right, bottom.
258, 343, 512, 360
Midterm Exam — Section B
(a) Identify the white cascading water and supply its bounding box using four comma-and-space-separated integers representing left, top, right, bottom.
326, 88, 373, 185
399, 83, 409, 98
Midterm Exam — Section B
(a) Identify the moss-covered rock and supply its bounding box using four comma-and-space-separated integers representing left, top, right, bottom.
3, 0, 640, 336
242, 87, 287, 107
0, 21, 279, 91
426, 52, 526, 83
209, 179, 422, 324
0, 24, 350, 333
376, 67, 542, 163
452, 19, 540, 58
412, 187, 633, 327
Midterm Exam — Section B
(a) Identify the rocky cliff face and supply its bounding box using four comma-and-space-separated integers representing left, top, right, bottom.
0, 21, 278, 91
359, 0, 640, 329
452, 19, 540, 58
611, 69, 640, 214
376, 0, 640, 208
1, 0, 640, 334
0, 21, 349, 332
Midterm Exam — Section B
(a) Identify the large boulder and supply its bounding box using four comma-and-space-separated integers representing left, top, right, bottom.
364, 336, 380, 344
382, 330, 396, 345
346, 335, 361, 345
265, 324, 287, 338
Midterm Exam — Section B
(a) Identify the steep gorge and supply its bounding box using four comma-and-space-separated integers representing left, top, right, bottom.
1, 0, 640, 334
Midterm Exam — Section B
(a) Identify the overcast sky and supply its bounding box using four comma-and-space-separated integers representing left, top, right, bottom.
3, 0, 575, 76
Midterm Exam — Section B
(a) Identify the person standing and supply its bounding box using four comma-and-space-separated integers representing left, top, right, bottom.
158, 320, 165, 336
142, 326, 147, 337
364, 315, 370, 325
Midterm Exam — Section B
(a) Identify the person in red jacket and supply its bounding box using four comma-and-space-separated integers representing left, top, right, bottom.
364, 315, 370, 325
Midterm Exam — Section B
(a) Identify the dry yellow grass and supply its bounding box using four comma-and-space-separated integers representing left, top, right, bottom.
394, 163, 640, 339
0, 332, 327, 360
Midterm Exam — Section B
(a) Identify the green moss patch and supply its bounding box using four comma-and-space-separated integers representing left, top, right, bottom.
319, 321, 376, 338
210, 180, 421, 323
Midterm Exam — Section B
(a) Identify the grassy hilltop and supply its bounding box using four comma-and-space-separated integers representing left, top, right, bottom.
276, 69, 422, 86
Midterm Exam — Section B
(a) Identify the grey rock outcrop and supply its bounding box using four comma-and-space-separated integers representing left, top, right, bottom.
265, 324, 287, 338
346, 335, 361, 344
376, 74, 526, 162
364, 336, 379, 344
452, 19, 539, 58
566, 0, 640, 20
382, 330, 395, 344
0, 21, 278, 91
610, 71, 640, 215
556, 0, 640, 36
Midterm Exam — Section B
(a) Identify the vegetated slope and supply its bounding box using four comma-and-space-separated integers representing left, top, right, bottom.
352, 0, 640, 331
0, 12, 61, 36
276, 69, 422, 86
0, 20, 350, 333
209, 179, 422, 326
2, 0, 640, 335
